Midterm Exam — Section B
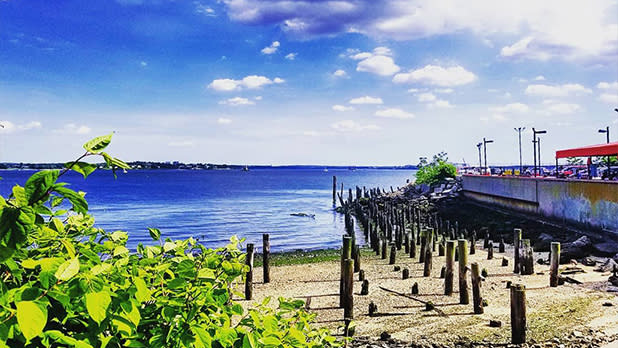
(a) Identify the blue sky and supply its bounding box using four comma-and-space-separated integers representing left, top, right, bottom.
1, 0, 617, 165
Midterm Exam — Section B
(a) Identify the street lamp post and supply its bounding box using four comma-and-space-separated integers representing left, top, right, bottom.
599, 126, 610, 176
532, 128, 547, 177
483, 137, 494, 175
514, 127, 525, 175
476, 142, 482, 174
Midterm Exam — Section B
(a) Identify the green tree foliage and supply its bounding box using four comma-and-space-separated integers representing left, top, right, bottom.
414, 152, 457, 186
0, 135, 339, 347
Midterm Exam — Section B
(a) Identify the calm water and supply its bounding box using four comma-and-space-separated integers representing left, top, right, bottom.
0, 169, 415, 251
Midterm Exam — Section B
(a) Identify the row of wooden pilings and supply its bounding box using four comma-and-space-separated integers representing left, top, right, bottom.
332, 177, 563, 345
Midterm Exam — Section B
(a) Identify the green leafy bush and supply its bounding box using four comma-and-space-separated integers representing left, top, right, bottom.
0, 135, 339, 347
415, 152, 457, 186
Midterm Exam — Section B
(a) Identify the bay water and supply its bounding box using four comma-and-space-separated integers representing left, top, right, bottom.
0, 169, 415, 251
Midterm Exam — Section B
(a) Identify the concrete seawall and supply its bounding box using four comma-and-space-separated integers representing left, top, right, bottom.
461, 175, 618, 233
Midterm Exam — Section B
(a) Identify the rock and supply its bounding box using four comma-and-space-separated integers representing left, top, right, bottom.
602, 302, 613, 307
593, 241, 618, 255
534, 233, 554, 251
489, 320, 502, 327
560, 236, 594, 264
582, 257, 596, 266
609, 275, 618, 287
379, 332, 391, 341
594, 258, 618, 272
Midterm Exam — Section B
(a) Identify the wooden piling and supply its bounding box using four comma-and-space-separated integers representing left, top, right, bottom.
445, 240, 456, 296
550, 242, 560, 287
359, 269, 365, 281
353, 245, 361, 273
402, 268, 410, 279
343, 259, 354, 319
361, 279, 369, 295
340, 236, 352, 307
424, 228, 434, 277
458, 239, 469, 304
487, 242, 494, 260
245, 243, 255, 300
471, 262, 483, 314
514, 228, 522, 274
419, 230, 427, 263
510, 283, 527, 344
332, 176, 337, 204
470, 230, 476, 255
499, 238, 505, 253
262, 234, 270, 284
520, 239, 534, 275
381, 238, 387, 260
389, 243, 397, 265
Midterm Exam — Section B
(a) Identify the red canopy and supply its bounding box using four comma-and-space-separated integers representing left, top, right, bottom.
555, 141, 618, 159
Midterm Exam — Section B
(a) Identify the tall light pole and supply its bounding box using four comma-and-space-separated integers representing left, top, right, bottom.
514, 127, 525, 175
599, 126, 610, 175
483, 137, 494, 175
476, 142, 482, 173
532, 128, 547, 177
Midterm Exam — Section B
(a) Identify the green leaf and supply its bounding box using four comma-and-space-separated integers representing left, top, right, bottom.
21, 259, 38, 269
16, 301, 47, 341
91, 263, 112, 276
85, 291, 111, 324
83, 133, 113, 154
133, 277, 151, 302
65, 161, 97, 179
163, 241, 176, 252
55, 257, 80, 281
197, 268, 215, 279
260, 336, 282, 347
24, 170, 59, 205
110, 230, 128, 242
52, 186, 88, 214
12, 186, 28, 207
242, 332, 256, 348
192, 326, 212, 348
113, 245, 129, 257
147, 227, 161, 241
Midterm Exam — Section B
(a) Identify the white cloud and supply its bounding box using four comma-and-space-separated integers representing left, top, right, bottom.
333, 69, 347, 77
356, 55, 400, 76
261, 41, 280, 54
597, 81, 618, 91
393, 65, 477, 87
332, 104, 354, 112
140, 61, 147, 67
542, 101, 582, 114
302, 130, 321, 137
53, 123, 91, 135
350, 52, 372, 60
254, 96, 263, 100
490, 103, 530, 113
349, 96, 383, 105
407, 88, 419, 93
217, 117, 232, 125
219, 97, 255, 106
375, 108, 414, 119
525, 83, 592, 97
481, 114, 508, 122
194, 2, 216, 16
284, 52, 297, 60
435, 88, 454, 94
331, 120, 380, 132
417, 93, 436, 102
0, 120, 42, 133
599, 93, 618, 104
534, 75, 545, 81
208, 75, 284, 91
430, 100, 454, 109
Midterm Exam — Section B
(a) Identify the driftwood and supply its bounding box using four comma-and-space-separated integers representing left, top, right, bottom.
378, 286, 446, 316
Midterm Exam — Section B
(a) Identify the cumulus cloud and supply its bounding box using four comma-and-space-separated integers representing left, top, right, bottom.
430, 100, 454, 109
261, 41, 280, 54
217, 117, 232, 125
349, 96, 383, 105
285, 52, 297, 60
331, 120, 380, 132
524, 83, 592, 97
332, 104, 354, 112
53, 123, 91, 135
333, 69, 347, 78
393, 65, 476, 87
0, 120, 42, 133
416, 92, 453, 108
221, 0, 617, 62
490, 103, 530, 113
417, 93, 436, 102
597, 81, 618, 90
597, 82, 618, 103
435, 88, 454, 94
219, 97, 255, 106
350, 47, 400, 76
599, 93, 618, 104
534, 75, 546, 81
375, 108, 414, 119
208, 75, 284, 91
542, 100, 582, 114
194, 2, 216, 16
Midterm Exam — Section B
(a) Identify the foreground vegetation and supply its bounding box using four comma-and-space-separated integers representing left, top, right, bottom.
0, 135, 338, 347
415, 152, 457, 186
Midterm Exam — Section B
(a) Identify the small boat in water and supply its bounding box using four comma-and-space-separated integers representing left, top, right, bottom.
242, 165, 249, 171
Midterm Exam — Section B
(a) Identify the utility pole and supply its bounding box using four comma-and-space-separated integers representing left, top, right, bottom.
483, 138, 494, 175
515, 127, 525, 175
599, 126, 610, 176
532, 128, 547, 177
476, 142, 482, 174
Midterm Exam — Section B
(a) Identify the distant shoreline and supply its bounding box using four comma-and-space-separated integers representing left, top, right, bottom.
0, 162, 419, 171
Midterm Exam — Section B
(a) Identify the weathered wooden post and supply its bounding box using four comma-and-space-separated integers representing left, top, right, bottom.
471, 262, 483, 314
445, 240, 456, 296
343, 259, 354, 319
521, 239, 534, 275
419, 230, 426, 263
402, 268, 410, 279
470, 230, 476, 255
389, 243, 397, 265
424, 228, 434, 277
245, 243, 255, 300
514, 228, 522, 274
353, 245, 361, 273
510, 283, 527, 344
262, 234, 270, 284
550, 242, 561, 287
358, 269, 365, 282
340, 236, 352, 307
381, 238, 387, 260
487, 241, 494, 260
361, 279, 369, 295
332, 175, 337, 205
458, 239, 469, 304
499, 238, 505, 253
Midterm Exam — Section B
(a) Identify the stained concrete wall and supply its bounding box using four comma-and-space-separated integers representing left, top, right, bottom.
462, 175, 618, 233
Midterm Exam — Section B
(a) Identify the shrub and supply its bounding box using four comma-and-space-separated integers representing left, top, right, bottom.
414, 152, 457, 186
0, 135, 339, 347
